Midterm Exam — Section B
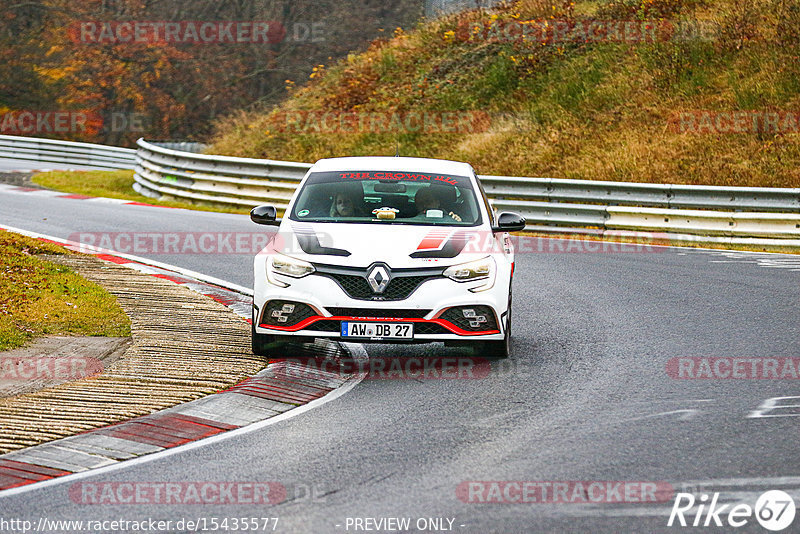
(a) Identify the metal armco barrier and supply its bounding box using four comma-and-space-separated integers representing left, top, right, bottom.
133, 138, 800, 241
134, 139, 310, 209
1, 135, 798, 244
0, 135, 136, 170
479, 176, 800, 212
606, 207, 800, 238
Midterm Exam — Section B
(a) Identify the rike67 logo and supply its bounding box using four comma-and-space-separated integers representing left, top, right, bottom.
668, 490, 796, 531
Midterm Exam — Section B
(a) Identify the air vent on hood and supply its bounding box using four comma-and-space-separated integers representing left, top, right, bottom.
294, 226, 350, 256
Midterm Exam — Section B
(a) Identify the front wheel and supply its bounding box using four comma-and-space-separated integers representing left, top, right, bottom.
480, 330, 509, 359
477, 294, 511, 359
251, 310, 293, 357
252, 322, 279, 356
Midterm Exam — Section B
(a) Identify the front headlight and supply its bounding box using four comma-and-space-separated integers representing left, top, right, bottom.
444, 256, 496, 292
266, 253, 315, 287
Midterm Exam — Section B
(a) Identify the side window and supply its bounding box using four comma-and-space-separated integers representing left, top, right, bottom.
475, 175, 495, 226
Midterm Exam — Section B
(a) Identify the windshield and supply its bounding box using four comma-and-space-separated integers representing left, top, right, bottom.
288, 170, 482, 226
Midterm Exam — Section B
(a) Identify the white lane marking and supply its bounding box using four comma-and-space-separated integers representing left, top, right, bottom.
628, 399, 715, 403
0, 184, 63, 196
623, 409, 700, 422
698, 251, 800, 272
84, 197, 129, 204
747, 396, 800, 418
0, 343, 368, 499
0, 223, 253, 295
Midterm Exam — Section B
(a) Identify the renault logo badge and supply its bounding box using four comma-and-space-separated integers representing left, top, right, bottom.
367, 265, 390, 293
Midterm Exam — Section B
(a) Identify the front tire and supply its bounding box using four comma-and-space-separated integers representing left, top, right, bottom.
481, 328, 509, 359
251, 308, 290, 357
252, 321, 279, 356
478, 292, 511, 359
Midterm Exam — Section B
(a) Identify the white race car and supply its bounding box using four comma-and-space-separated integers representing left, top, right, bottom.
250, 156, 525, 358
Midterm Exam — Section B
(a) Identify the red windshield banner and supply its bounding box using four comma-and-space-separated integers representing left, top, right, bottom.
337, 171, 460, 185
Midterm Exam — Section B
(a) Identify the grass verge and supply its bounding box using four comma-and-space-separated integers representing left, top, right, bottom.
31, 170, 251, 214
0, 231, 131, 352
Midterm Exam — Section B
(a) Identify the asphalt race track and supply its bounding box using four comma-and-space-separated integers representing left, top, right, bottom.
1, 181, 799, 533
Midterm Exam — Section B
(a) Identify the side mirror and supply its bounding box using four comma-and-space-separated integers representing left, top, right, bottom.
250, 205, 280, 226
492, 211, 526, 233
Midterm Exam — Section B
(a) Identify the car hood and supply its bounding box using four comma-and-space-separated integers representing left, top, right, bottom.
266, 222, 500, 269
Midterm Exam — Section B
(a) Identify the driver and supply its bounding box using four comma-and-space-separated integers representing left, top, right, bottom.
330, 186, 363, 217
414, 187, 461, 222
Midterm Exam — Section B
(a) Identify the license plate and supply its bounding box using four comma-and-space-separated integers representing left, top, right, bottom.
341, 322, 414, 339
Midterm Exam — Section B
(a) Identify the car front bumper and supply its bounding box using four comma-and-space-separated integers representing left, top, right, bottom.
253, 273, 509, 343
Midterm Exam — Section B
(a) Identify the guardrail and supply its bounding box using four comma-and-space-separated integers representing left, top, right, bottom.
133, 138, 800, 242
133, 139, 310, 209
480, 176, 800, 213
485, 179, 800, 239
0, 135, 136, 170
1, 135, 797, 244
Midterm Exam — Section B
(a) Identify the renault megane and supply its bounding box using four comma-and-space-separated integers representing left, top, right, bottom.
250, 156, 525, 358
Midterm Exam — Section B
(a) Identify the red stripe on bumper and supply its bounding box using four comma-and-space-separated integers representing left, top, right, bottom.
259, 315, 500, 336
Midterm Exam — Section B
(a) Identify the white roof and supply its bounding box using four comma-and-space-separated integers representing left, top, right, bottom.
310, 156, 474, 177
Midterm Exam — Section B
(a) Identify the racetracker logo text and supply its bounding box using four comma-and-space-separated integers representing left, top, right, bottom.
266, 111, 491, 135
69, 482, 286, 505
0, 357, 103, 381
69, 232, 273, 255
69, 21, 287, 44
457, 481, 674, 503
669, 111, 800, 134
273, 357, 495, 380
454, 19, 719, 45
666, 358, 800, 379
0, 111, 96, 135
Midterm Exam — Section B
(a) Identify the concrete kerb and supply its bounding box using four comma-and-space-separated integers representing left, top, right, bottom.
0, 226, 362, 493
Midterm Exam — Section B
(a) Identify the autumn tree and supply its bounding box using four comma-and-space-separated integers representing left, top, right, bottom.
2, 0, 424, 145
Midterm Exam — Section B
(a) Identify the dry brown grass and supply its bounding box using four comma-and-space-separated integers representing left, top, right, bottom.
208, 0, 800, 188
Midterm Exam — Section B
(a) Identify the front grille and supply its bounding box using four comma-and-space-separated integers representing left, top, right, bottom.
260, 300, 316, 327
440, 305, 498, 331
415, 323, 449, 335
381, 276, 434, 300
311, 262, 444, 302
326, 308, 430, 319
305, 320, 341, 332
326, 273, 372, 298
324, 273, 437, 300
